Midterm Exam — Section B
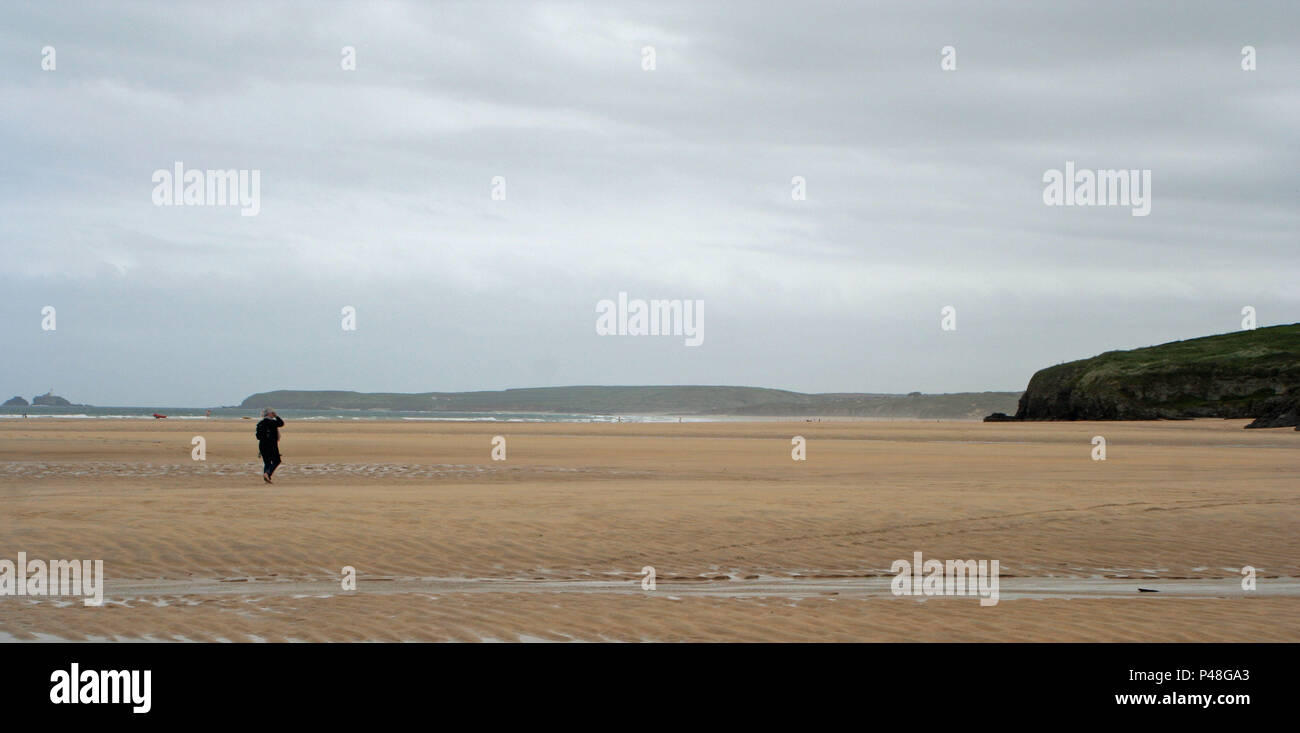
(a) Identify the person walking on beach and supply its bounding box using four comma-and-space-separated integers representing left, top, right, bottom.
256, 407, 285, 483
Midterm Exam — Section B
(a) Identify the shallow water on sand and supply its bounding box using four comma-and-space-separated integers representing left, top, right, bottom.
29, 575, 1297, 603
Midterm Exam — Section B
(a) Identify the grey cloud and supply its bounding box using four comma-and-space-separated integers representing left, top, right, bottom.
0, 1, 1296, 405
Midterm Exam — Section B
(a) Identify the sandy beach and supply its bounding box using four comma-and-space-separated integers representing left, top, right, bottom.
1, 418, 1296, 642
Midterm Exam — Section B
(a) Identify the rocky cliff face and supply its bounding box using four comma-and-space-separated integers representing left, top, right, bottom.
32, 393, 73, 406
2, 396, 29, 406
988, 324, 1300, 428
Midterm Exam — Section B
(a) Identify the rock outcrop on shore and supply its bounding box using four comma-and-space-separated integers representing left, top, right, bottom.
1244, 396, 1300, 429
31, 393, 73, 406
2, 396, 28, 406
986, 324, 1300, 428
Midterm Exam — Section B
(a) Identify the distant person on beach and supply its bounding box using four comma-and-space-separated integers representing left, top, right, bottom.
255, 408, 285, 483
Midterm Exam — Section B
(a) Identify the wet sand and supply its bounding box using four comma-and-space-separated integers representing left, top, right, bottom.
0, 418, 1296, 641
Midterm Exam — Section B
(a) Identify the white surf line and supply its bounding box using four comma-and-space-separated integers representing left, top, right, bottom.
70, 576, 1300, 601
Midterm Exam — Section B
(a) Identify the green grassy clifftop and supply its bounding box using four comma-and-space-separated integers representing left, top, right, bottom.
993, 324, 1300, 427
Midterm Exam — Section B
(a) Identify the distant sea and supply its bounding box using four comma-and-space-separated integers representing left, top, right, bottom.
0, 405, 727, 423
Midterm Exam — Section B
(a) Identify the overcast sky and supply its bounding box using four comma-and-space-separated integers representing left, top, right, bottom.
2, 1, 1297, 406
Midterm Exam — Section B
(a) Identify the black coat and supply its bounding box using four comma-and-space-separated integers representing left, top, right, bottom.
256, 416, 284, 454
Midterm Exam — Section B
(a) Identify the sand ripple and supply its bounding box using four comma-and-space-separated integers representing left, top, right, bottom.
0, 461, 648, 481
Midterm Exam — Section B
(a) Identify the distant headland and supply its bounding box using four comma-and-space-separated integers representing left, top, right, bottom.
239, 386, 1021, 420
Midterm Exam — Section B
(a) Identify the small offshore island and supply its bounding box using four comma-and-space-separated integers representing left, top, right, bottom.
3, 391, 80, 408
